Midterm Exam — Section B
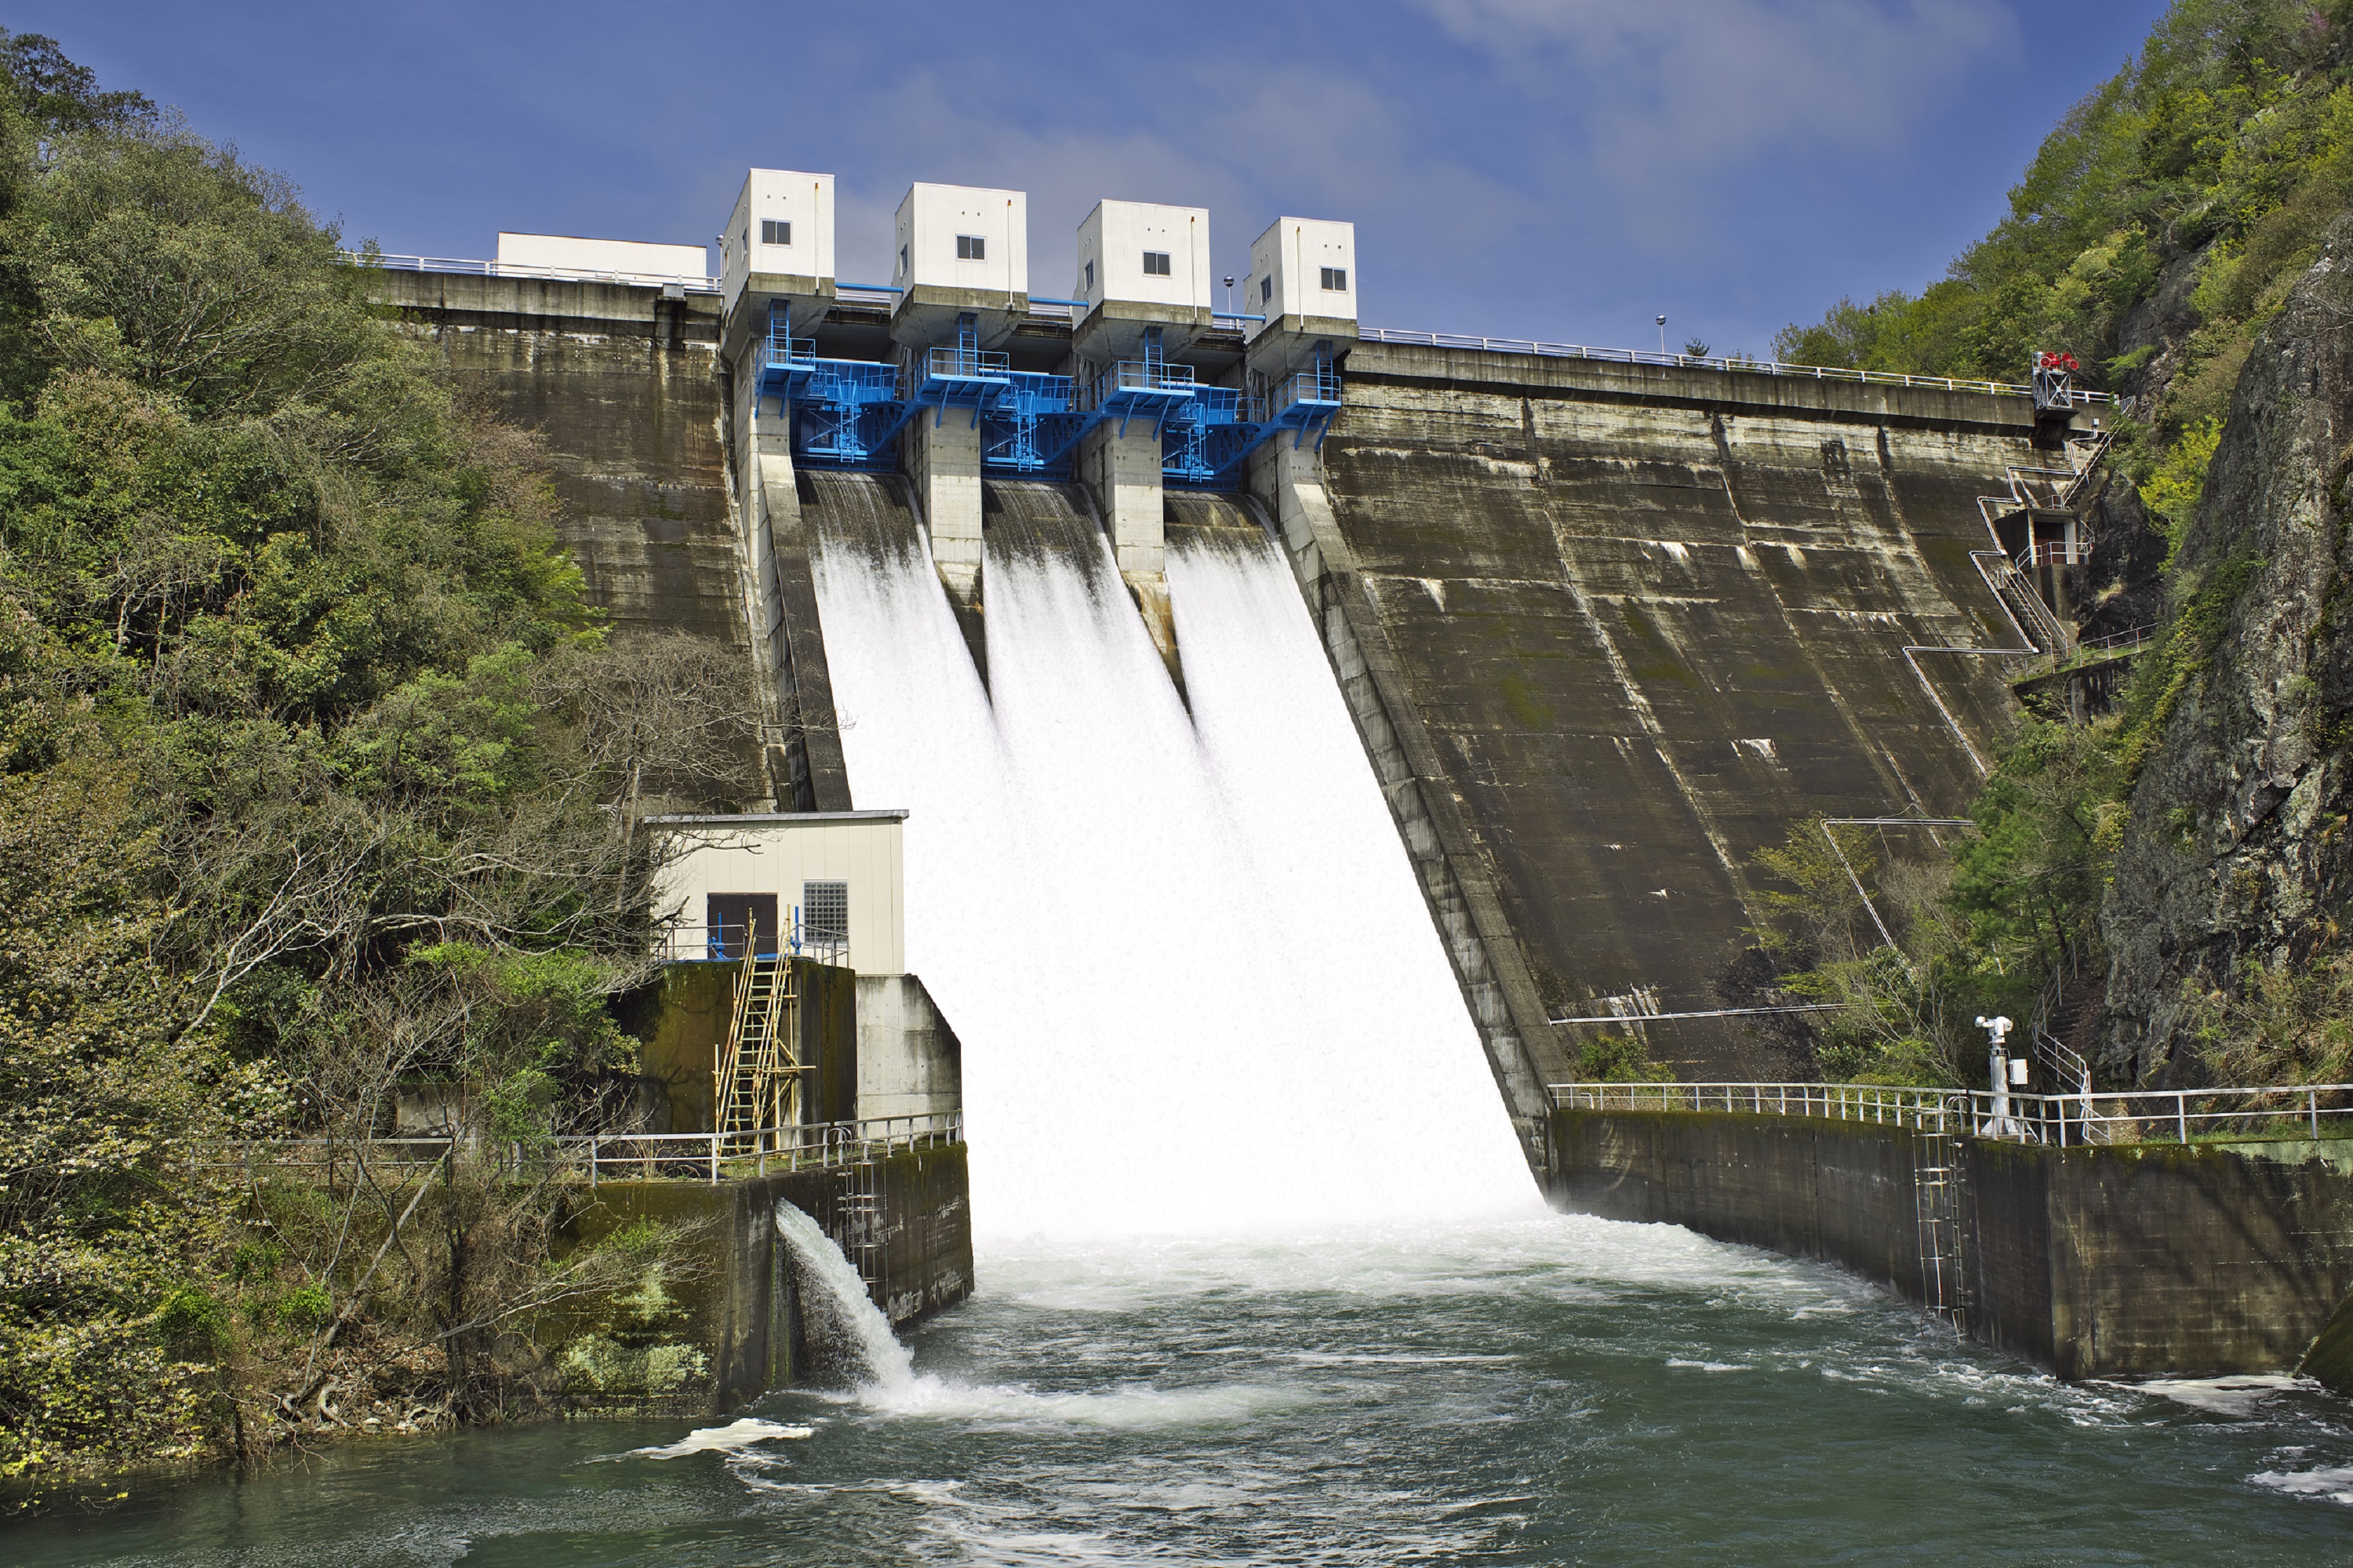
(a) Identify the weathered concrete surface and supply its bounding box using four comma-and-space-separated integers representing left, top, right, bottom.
1552, 1108, 2353, 1377
1550, 1108, 1926, 1298
857, 974, 963, 1121
375, 271, 779, 805
375, 273, 738, 649
1252, 436, 1563, 1161
557, 1143, 973, 1410
615, 957, 863, 1133
733, 364, 852, 812
1297, 344, 2050, 1075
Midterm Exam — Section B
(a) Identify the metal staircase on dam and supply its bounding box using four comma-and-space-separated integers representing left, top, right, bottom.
715, 950, 806, 1155
1969, 427, 2118, 660
758, 306, 1339, 489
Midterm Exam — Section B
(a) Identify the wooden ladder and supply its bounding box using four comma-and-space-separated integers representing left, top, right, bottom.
714, 951, 802, 1156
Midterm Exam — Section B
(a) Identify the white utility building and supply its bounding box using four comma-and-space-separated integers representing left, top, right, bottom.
720, 169, 836, 314
1245, 216, 1356, 333
650, 809, 907, 976
1073, 200, 1211, 315
893, 183, 1027, 297
495, 233, 708, 285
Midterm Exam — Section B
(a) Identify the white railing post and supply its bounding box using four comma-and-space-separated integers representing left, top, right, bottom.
2177, 1093, 2189, 1144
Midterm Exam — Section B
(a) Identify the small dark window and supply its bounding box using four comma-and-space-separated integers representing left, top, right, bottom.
1142, 250, 1171, 277
1260, 275, 1272, 304
957, 234, 986, 260
802, 881, 848, 947
706, 893, 779, 962
1321, 267, 1347, 292
899, 244, 908, 276
761, 219, 791, 246
1084, 260, 1094, 292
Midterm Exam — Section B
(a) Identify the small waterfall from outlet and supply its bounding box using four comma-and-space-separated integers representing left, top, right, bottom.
774, 1200, 914, 1390
809, 478, 1533, 1235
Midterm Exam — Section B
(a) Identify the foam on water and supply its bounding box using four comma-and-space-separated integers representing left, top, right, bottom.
616, 1417, 813, 1460
809, 500, 1533, 1235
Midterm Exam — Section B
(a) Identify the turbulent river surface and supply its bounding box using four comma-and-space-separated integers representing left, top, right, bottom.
21, 1214, 2353, 1566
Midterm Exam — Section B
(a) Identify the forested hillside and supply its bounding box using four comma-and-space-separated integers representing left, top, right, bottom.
0, 33, 754, 1494
1756, 1, 2353, 1095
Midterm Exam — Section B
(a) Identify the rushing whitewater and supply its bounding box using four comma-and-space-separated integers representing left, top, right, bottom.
808, 486, 1532, 1234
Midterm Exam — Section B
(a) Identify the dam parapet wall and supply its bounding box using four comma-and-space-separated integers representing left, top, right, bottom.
1551, 1095, 2353, 1380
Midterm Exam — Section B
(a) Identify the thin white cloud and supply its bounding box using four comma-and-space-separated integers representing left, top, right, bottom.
1408, 0, 2019, 183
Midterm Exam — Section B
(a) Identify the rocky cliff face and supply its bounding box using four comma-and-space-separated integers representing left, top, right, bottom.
2101, 216, 2353, 1084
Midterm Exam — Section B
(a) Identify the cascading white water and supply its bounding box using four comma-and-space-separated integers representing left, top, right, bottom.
809, 491, 1533, 1235
773, 1200, 914, 1389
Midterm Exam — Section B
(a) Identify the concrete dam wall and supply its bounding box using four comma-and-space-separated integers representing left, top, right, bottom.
377, 268, 2058, 1162
1286, 343, 2049, 1077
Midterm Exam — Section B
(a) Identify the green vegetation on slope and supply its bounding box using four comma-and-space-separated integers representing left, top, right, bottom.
1776, 1, 2353, 461
0, 34, 757, 1496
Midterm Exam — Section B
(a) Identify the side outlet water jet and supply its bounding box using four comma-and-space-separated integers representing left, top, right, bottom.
774, 1200, 914, 1392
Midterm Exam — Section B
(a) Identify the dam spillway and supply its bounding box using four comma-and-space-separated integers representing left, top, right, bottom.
374, 262, 2070, 1175
802, 471, 1534, 1231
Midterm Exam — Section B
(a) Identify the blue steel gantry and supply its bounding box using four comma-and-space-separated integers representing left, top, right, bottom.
761, 307, 1341, 486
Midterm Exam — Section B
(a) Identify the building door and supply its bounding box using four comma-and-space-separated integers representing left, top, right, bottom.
706, 893, 780, 961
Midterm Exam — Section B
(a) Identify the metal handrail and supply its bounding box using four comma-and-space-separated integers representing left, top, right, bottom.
348, 251, 722, 293
925, 344, 1013, 378
1359, 329, 2118, 406
216, 1112, 966, 1184
1551, 1080, 2353, 1148
653, 922, 847, 966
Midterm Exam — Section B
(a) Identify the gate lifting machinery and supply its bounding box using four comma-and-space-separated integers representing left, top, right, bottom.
713, 945, 807, 1156
761, 309, 1342, 488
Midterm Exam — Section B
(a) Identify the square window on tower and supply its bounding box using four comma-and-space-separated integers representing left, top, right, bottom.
957, 234, 986, 260
1142, 250, 1171, 277
761, 219, 791, 246
1084, 260, 1094, 292
1260, 275, 1272, 304
1321, 267, 1347, 292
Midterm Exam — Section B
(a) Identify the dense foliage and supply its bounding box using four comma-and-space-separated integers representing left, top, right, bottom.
1775, 1, 2352, 458
0, 34, 755, 1495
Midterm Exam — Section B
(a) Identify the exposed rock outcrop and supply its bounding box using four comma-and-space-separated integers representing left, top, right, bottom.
2100, 217, 2353, 1083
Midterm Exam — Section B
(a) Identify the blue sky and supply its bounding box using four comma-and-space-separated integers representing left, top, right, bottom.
30, 1, 2169, 358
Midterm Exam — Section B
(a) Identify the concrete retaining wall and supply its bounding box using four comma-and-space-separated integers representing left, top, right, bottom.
1552, 1108, 2353, 1377
555, 1142, 973, 1411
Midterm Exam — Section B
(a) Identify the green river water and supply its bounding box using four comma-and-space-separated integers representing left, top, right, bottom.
15, 1213, 2353, 1565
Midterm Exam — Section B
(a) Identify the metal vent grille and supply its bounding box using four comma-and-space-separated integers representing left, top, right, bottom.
802, 880, 848, 947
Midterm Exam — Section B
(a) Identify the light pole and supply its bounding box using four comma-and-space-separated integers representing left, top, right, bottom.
1657, 315, 1667, 356
1224, 275, 1235, 315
